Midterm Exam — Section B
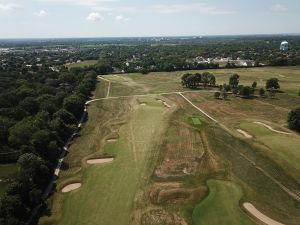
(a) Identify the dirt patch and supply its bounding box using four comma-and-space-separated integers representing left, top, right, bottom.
149, 182, 207, 204
62, 183, 82, 193
154, 126, 206, 178
254, 122, 292, 135
243, 202, 285, 225
87, 157, 114, 165
140, 209, 188, 225
237, 129, 253, 138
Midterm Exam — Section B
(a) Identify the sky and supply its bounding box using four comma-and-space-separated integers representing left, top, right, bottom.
0, 0, 299, 38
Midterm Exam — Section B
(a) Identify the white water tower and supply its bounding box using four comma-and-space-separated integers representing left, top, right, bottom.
280, 41, 289, 51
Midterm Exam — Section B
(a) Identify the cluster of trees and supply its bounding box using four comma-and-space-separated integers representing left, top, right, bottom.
181, 72, 216, 89
0, 64, 97, 224
213, 74, 281, 100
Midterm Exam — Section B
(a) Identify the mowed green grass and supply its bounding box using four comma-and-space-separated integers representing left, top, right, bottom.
192, 180, 255, 225
66, 60, 98, 69
239, 122, 300, 180
59, 97, 170, 225
191, 117, 202, 125
0, 164, 18, 195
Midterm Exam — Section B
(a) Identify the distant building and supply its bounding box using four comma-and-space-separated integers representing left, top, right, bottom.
280, 41, 289, 51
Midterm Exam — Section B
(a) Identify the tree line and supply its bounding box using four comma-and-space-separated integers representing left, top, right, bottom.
0, 65, 97, 224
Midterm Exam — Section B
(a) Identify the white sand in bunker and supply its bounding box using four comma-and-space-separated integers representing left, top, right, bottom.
140, 103, 146, 106
254, 122, 291, 135
237, 129, 252, 138
157, 99, 171, 108
107, 139, 117, 143
87, 157, 114, 165
62, 183, 82, 193
243, 203, 285, 225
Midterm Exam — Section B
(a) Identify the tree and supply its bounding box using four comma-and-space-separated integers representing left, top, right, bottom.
214, 92, 221, 99
269, 87, 276, 98
266, 78, 280, 90
229, 74, 240, 89
288, 107, 300, 132
239, 86, 253, 98
259, 88, 265, 97
63, 95, 84, 120
252, 81, 257, 89
0, 194, 28, 223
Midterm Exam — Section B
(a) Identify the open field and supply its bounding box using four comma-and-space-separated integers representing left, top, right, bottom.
116, 66, 300, 96
65, 60, 98, 69
42, 67, 300, 225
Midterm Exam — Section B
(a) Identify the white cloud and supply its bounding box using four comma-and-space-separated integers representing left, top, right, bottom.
271, 4, 288, 12
0, 3, 22, 11
34, 10, 48, 17
115, 15, 129, 22
86, 12, 103, 21
151, 3, 233, 15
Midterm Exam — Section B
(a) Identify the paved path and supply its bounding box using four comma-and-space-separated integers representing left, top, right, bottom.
254, 121, 292, 135
177, 92, 218, 123
98, 76, 111, 98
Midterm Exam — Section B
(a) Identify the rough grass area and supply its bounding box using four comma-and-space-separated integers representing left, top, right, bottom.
192, 180, 255, 225
239, 122, 300, 179
207, 127, 300, 224
66, 60, 98, 69
0, 164, 18, 195
122, 66, 300, 96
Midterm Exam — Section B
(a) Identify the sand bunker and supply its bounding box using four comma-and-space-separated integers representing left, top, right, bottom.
62, 183, 82, 193
107, 139, 117, 143
237, 129, 252, 138
243, 203, 285, 225
254, 122, 291, 135
157, 99, 171, 108
87, 157, 114, 165
163, 101, 171, 108
140, 103, 146, 106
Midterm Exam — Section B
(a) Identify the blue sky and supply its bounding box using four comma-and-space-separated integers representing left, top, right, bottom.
0, 0, 299, 38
